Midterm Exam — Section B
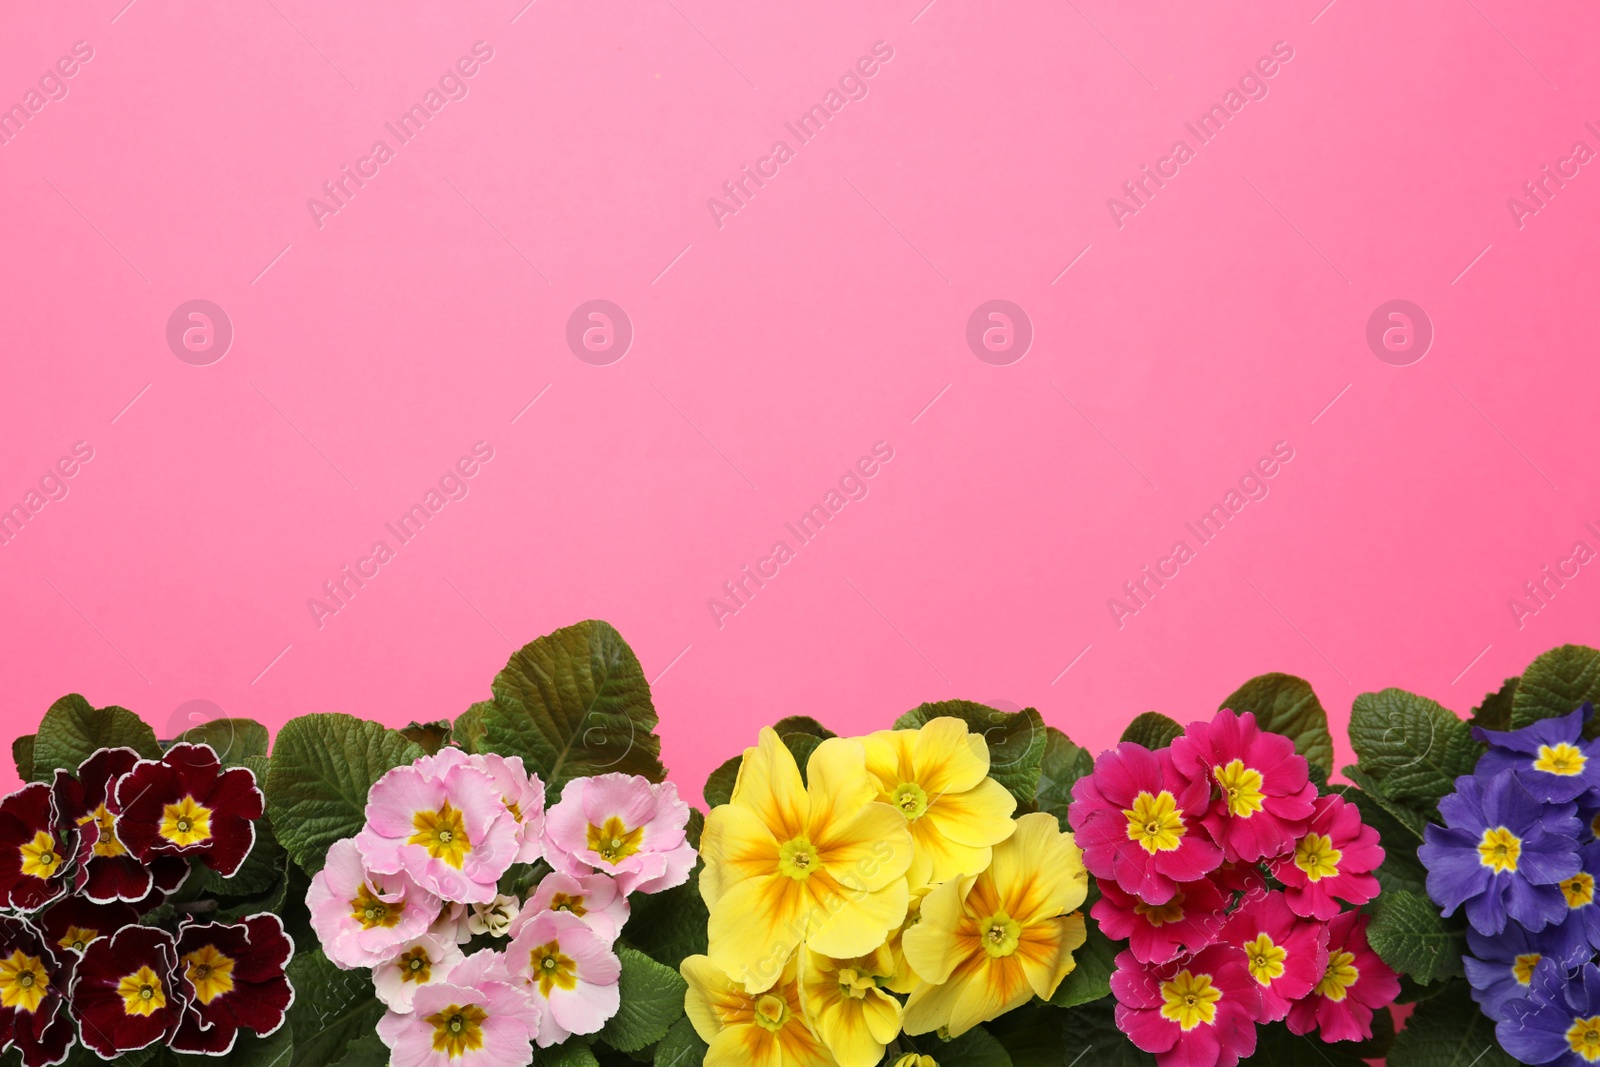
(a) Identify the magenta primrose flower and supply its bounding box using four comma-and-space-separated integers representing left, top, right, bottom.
1170, 711, 1317, 864
1219, 890, 1328, 1022
1093, 876, 1226, 966
1284, 910, 1399, 1043
543, 774, 695, 896
1113, 943, 1264, 1067
507, 909, 621, 1047
1269, 794, 1383, 920
307, 837, 442, 969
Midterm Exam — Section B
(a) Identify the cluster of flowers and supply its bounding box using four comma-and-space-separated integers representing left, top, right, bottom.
308, 747, 696, 1067
689, 717, 1086, 1067
0, 743, 292, 1065
1067, 710, 1399, 1067
1419, 704, 1600, 1065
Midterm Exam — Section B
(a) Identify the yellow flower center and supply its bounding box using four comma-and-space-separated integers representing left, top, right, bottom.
1133, 892, 1186, 927
75, 805, 128, 858
979, 911, 1022, 959
505, 799, 522, 822
836, 967, 877, 1000
426, 1003, 487, 1058
117, 966, 166, 1017
1568, 1016, 1600, 1062
1564, 872, 1598, 909
1315, 950, 1359, 1002
18, 831, 61, 880
182, 944, 235, 1005
1123, 791, 1186, 854
58, 926, 100, 954
0, 951, 49, 1013
1536, 743, 1587, 776
1513, 953, 1542, 986
548, 892, 588, 917
528, 940, 578, 997
399, 946, 433, 984
585, 816, 643, 865
1478, 826, 1522, 874
1293, 832, 1343, 881
159, 796, 213, 847
410, 802, 473, 869
1213, 760, 1266, 817
777, 836, 820, 881
1243, 933, 1287, 986
349, 883, 404, 930
891, 782, 930, 820
1159, 969, 1220, 1030
753, 992, 789, 1032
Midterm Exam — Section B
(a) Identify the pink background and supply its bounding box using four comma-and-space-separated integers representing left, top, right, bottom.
2, 0, 1596, 800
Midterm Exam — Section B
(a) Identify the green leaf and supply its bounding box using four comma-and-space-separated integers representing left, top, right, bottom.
479, 620, 666, 792
597, 947, 689, 1052
399, 720, 452, 755
228, 1024, 295, 1067
1348, 689, 1479, 809
624, 867, 709, 970
703, 718, 836, 808
201, 819, 287, 897
329, 1031, 388, 1067
176, 718, 270, 765
284, 949, 386, 1067
266, 714, 423, 875
33, 694, 160, 777
1337, 767, 1431, 841
10, 736, 32, 781
1058, 994, 1159, 1066
1366, 889, 1466, 984
893, 701, 1047, 804
1033, 727, 1093, 825
1219, 673, 1334, 774
984, 1002, 1070, 1067
702, 754, 740, 809
1469, 677, 1518, 732
653, 1017, 707, 1067
1326, 780, 1429, 894
454, 701, 490, 754
543, 1044, 602, 1067
1048, 910, 1116, 1008
1513, 645, 1600, 738
1387, 979, 1515, 1066
1120, 711, 1183, 750
922, 1025, 1014, 1066
1241, 1022, 1374, 1066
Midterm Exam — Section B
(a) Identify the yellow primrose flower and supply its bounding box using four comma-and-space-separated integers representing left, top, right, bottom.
883, 884, 931, 996
894, 1056, 938, 1067
862, 717, 1018, 888
800, 944, 902, 1067
900, 812, 1088, 1037
700, 728, 913, 992
682, 953, 836, 1067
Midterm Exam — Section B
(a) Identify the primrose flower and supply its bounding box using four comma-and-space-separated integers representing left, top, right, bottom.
681, 953, 834, 1067
357, 759, 520, 904
1269, 794, 1383, 920
0, 783, 69, 912
1218, 890, 1328, 1022
54, 748, 186, 904
1556, 842, 1600, 950
699, 729, 912, 992
113, 743, 263, 878
169, 915, 294, 1055
1068, 742, 1222, 904
861, 716, 1018, 888
1170, 710, 1316, 864
1092, 876, 1226, 966
418, 749, 547, 865
0, 916, 75, 1067
36, 894, 138, 967
373, 931, 466, 1013
1465, 922, 1589, 1022
1284, 911, 1398, 1042
894, 1057, 937, 1067
513, 872, 629, 945
468, 894, 520, 938
376, 948, 540, 1067
507, 909, 621, 1045
307, 837, 442, 969
1499, 960, 1600, 1067
1419, 771, 1581, 934
1112, 944, 1263, 1067
544, 773, 696, 896
1475, 705, 1600, 804
69, 924, 185, 1058
902, 813, 1089, 1037
799, 944, 902, 1067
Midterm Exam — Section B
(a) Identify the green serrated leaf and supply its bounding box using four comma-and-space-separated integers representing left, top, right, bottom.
1513, 645, 1600, 738
177, 718, 269, 765
479, 620, 666, 792
702, 754, 740, 809
285, 949, 386, 1067
543, 1043, 603, 1067
455, 701, 490, 754
1057, 994, 1159, 1066
266, 714, 423, 874
329, 1030, 388, 1067
1240, 1021, 1373, 1066
1366, 889, 1466, 984
1220, 673, 1334, 774
10, 736, 32, 781
201, 818, 287, 897
598, 947, 689, 1052
1337, 767, 1432, 840
1048, 911, 1115, 1008
983, 1001, 1069, 1067
1348, 689, 1479, 809
1469, 677, 1518, 732
1387, 979, 1515, 1066
624, 866, 709, 970
33, 694, 160, 778
919, 1025, 1014, 1066
893, 701, 1047, 804
653, 1017, 707, 1067
399, 720, 452, 755
1033, 727, 1093, 826
1120, 711, 1184, 750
